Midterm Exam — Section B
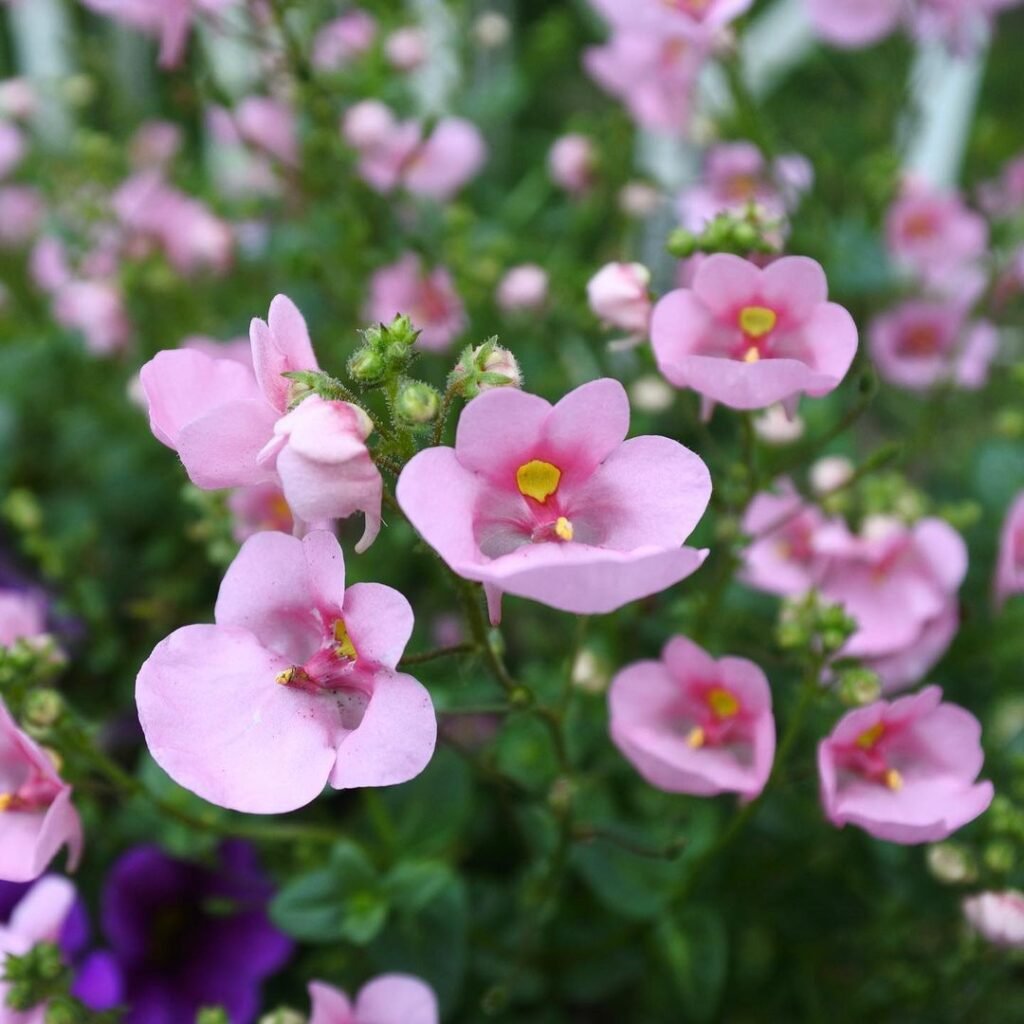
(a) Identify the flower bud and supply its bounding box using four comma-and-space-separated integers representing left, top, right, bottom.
571, 648, 610, 695
619, 181, 660, 218
836, 666, 881, 706
810, 455, 854, 495
496, 264, 548, 313
196, 1009, 231, 1024
23, 688, 65, 730
395, 380, 441, 426
629, 374, 674, 413
473, 11, 511, 48
586, 262, 652, 334
347, 347, 387, 385
927, 842, 977, 885
753, 404, 804, 445
548, 134, 596, 196
258, 1009, 306, 1024
449, 340, 522, 399
384, 27, 427, 71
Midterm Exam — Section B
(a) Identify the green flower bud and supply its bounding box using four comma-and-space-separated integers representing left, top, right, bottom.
394, 381, 441, 426
347, 347, 387, 385
24, 689, 65, 730
196, 1009, 231, 1024
836, 666, 881, 706
666, 228, 699, 258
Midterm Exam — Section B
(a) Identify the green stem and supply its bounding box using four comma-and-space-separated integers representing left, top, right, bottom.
399, 642, 480, 667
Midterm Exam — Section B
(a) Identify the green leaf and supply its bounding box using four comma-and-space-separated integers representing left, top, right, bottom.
658, 909, 729, 1024
385, 860, 454, 913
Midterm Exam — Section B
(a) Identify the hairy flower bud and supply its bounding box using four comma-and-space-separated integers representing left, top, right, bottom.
449, 340, 522, 400
395, 380, 441, 426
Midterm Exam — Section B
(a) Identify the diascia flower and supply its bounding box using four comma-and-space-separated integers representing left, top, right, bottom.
963, 891, 1024, 948
307, 975, 439, 1024
0, 700, 83, 883
994, 492, 1024, 610
396, 378, 711, 622
651, 254, 858, 418
136, 531, 436, 814
818, 686, 993, 844
609, 636, 775, 800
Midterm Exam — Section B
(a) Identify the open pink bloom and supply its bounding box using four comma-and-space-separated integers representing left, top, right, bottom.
0, 186, 43, 248
815, 516, 967, 692
308, 976, 438, 1024
587, 262, 652, 335
227, 482, 294, 542
869, 300, 998, 392
651, 254, 858, 418
80, 0, 234, 68
136, 531, 437, 814
0, 700, 82, 882
0, 876, 78, 1022
364, 253, 466, 353
496, 264, 549, 312
343, 103, 486, 202
994, 492, 1024, 610
259, 396, 382, 552
818, 686, 993, 844
584, 25, 706, 134
53, 280, 132, 355
588, 0, 753, 31
740, 482, 827, 597
548, 134, 596, 195
234, 96, 300, 167
0, 120, 25, 179
677, 141, 813, 235
397, 378, 712, 622
140, 294, 317, 490
885, 183, 988, 288
609, 636, 775, 800
0, 590, 46, 647
963, 891, 1024, 947
312, 10, 377, 71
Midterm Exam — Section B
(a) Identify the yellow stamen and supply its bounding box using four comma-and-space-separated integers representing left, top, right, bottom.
516, 460, 561, 503
856, 722, 885, 750
275, 667, 297, 686
707, 687, 740, 719
0, 793, 11, 812
884, 768, 903, 791
686, 726, 706, 749
333, 619, 357, 660
554, 517, 574, 541
739, 305, 777, 339
742, 346, 761, 363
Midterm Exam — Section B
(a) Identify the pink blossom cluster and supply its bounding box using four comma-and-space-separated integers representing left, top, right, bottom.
609, 637, 991, 844
341, 101, 487, 202
743, 484, 967, 693
584, 0, 753, 134
870, 180, 998, 392
805, 0, 1024, 53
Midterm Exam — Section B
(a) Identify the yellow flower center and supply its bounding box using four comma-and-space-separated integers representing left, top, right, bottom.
554, 517, 574, 541
884, 768, 903, 791
333, 619, 357, 660
738, 305, 777, 339
517, 460, 561, 503
742, 346, 761, 363
686, 726, 706, 749
0, 793, 11, 812
707, 687, 740, 718
856, 722, 885, 750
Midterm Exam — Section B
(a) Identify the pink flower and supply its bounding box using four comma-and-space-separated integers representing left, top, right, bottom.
0, 186, 43, 248
994, 492, 1024, 610
364, 253, 466, 353
496, 264, 549, 312
584, 26, 706, 134
312, 10, 377, 71
869, 299, 998, 392
979, 153, 1024, 219
341, 100, 397, 150
804, 0, 904, 47
963, 891, 1024, 947
0, 79, 36, 121
227, 482, 293, 542
140, 294, 316, 489
53, 280, 132, 355
678, 141, 813, 234
0, 590, 46, 647
401, 118, 487, 202
259, 396, 382, 552
740, 482, 826, 597
384, 27, 428, 71
136, 531, 437, 813
396, 378, 711, 622
548, 134, 596, 195
818, 686, 993, 844
587, 262, 652, 335
0, 876, 79, 1020
609, 635, 775, 800
814, 516, 967, 692
885, 182, 988, 287
0, 120, 25, 179
588, 0, 754, 31
129, 119, 183, 168
234, 96, 300, 167
0, 700, 83, 882
651, 254, 858, 417
308, 976, 438, 1024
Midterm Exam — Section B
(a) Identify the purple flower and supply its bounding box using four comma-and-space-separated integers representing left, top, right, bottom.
87, 842, 292, 1024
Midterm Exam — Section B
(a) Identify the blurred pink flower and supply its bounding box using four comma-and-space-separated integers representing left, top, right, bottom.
308, 975, 438, 1024
588, 0, 753, 31
994, 492, 1024, 610
979, 153, 1024, 219
397, 378, 711, 622
963, 891, 1024, 947
587, 262, 652, 335
869, 299, 998, 392
136, 531, 437, 813
0, 700, 83, 882
312, 9, 377, 71
496, 264, 549, 312
818, 686, 992, 844
548, 134, 596, 196
0, 590, 46, 647
0, 186, 43, 248
53, 280, 132, 355
129, 120, 183, 169
0, 79, 36, 121
384, 27, 427, 71
651, 253, 858, 418
609, 635, 775, 800
234, 96, 299, 167
804, 0, 904, 47
364, 253, 466, 352
0, 120, 25, 179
